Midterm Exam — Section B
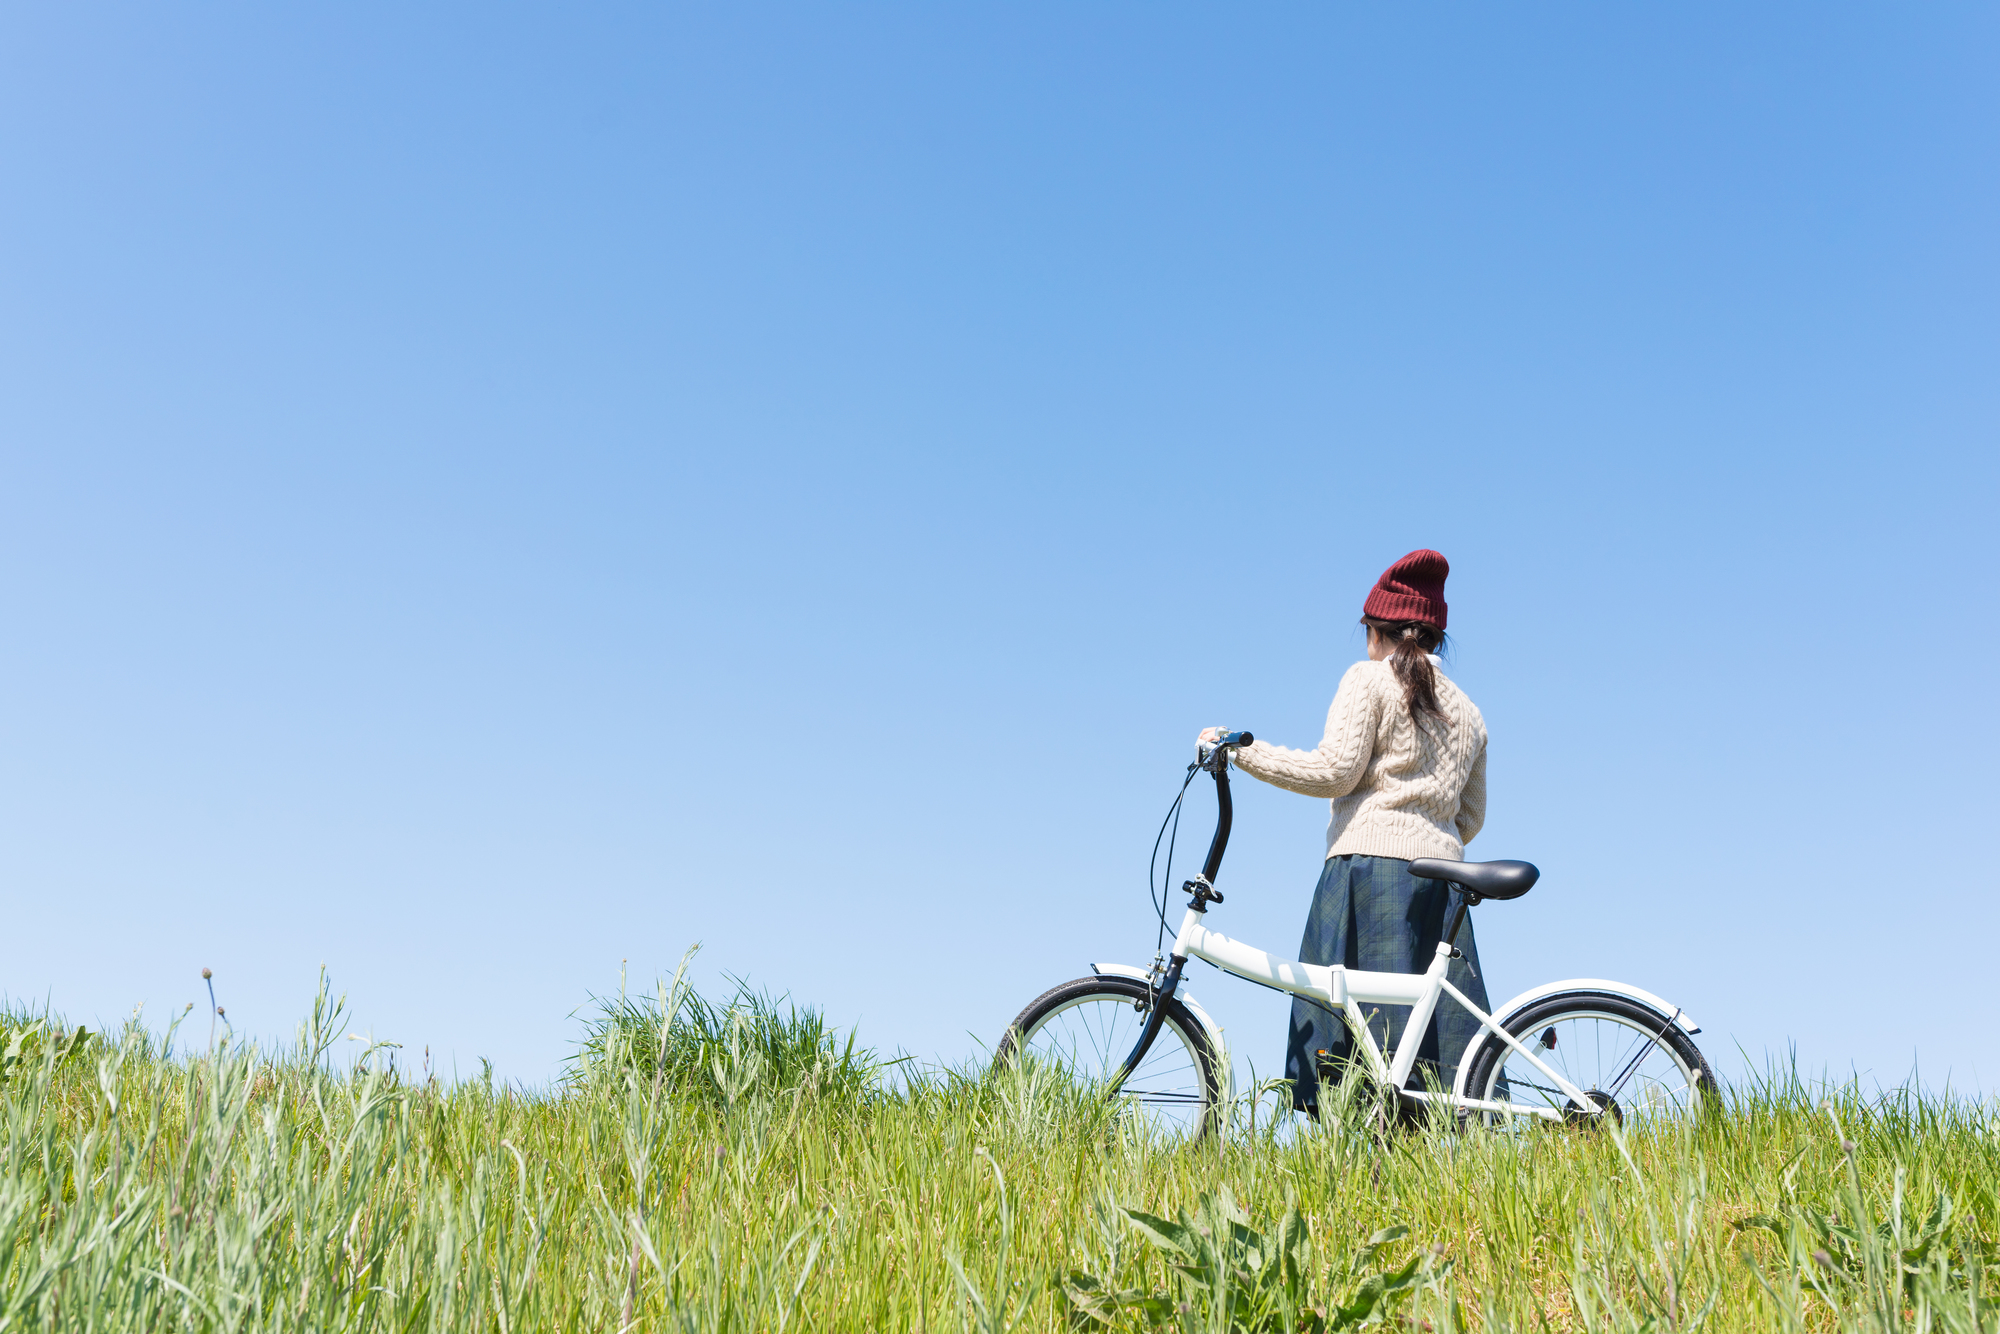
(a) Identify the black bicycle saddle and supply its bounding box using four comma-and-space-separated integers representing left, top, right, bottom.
1408, 858, 1539, 901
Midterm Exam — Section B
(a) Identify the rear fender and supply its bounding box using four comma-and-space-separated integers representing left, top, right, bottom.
1092, 962, 1234, 1106
1451, 978, 1700, 1100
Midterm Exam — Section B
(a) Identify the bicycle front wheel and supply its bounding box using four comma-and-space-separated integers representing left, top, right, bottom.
1462, 991, 1718, 1129
994, 976, 1221, 1140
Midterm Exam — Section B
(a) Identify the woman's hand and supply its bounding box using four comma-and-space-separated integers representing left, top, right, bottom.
1197, 726, 1229, 746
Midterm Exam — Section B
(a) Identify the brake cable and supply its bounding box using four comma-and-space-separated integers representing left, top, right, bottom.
1147, 756, 1203, 956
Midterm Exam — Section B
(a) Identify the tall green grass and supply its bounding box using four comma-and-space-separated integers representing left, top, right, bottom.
0, 968, 1994, 1331
569, 953, 888, 1107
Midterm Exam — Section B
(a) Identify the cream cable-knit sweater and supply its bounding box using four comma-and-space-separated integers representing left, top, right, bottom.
1231, 657, 1488, 863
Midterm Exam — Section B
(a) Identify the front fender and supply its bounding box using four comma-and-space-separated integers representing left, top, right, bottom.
1451, 978, 1701, 1100
1091, 962, 1234, 1106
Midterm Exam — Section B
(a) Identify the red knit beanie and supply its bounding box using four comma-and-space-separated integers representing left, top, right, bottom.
1362, 549, 1449, 630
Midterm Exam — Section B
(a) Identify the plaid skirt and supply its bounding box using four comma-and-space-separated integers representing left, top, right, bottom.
1286, 854, 1495, 1110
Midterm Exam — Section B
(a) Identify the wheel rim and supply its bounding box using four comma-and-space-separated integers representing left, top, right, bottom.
1480, 1009, 1705, 1127
1015, 993, 1210, 1137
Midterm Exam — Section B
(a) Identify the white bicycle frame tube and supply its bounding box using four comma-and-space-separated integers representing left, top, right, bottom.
1171, 906, 1599, 1122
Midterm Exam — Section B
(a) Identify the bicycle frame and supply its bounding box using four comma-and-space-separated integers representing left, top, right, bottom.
1170, 907, 1589, 1122
1120, 744, 1602, 1124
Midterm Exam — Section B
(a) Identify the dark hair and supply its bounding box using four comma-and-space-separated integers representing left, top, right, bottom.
1361, 617, 1448, 727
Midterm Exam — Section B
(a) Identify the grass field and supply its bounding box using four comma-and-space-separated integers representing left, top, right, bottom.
2, 961, 1994, 1332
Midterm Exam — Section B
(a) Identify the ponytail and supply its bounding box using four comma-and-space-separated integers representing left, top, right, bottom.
1362, 617, 1447, 727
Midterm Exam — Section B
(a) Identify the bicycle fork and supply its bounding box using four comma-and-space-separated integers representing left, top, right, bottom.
1114, 954, 1188, 1083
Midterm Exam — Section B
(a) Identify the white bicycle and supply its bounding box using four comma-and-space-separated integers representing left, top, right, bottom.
996, 734, 1717, 1137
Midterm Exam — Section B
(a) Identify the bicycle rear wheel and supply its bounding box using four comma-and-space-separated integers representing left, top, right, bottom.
995, 976, 1221, 1139
1462, 991, 1718, 1129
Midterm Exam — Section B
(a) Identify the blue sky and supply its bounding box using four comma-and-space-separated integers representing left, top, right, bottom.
2, 4, 1994, 1095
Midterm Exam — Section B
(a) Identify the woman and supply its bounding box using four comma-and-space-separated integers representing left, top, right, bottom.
1201, 549, 1491, 1114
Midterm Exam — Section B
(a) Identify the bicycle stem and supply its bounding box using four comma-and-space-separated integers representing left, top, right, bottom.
1198, 758, 1232, 885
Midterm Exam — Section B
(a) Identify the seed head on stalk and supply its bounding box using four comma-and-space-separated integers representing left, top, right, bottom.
203, 968, 221, 1056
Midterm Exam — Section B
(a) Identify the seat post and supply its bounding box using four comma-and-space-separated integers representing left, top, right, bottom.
1440, 887, 1479, 949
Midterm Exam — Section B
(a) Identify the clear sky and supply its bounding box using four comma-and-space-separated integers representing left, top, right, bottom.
2, 4, 1994, 1095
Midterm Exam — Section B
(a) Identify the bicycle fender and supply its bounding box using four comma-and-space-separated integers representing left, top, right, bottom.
1091, 962, 1234, 1107
1450, 978, 1701, 1101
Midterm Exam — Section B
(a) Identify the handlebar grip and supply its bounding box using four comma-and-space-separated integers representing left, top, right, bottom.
1221, 731, 1254, 747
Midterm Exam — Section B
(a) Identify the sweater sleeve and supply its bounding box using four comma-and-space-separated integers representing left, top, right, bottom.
1230, 663, 1381, 798
1455, 744, 1487, 847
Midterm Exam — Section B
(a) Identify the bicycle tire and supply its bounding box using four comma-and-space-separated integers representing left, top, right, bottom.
995, 976, 1222, 1139
1462, 990, 1719, 1129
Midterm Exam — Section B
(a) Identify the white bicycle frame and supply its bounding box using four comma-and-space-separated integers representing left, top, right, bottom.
1166, 904, 1697, 1123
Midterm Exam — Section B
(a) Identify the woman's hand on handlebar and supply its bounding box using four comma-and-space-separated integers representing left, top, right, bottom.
1197, 727, 1255, 751
1195, 727, 1254, 774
